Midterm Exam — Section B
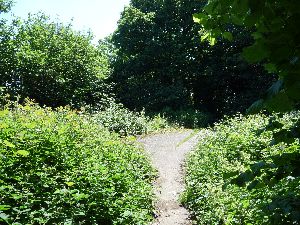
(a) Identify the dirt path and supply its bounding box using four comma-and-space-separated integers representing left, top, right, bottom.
138, 130, 200, 225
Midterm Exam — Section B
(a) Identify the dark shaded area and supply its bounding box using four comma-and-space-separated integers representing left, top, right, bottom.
111, 0, 275, 121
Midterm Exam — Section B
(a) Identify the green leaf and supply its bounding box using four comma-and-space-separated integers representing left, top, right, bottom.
231, 15, 244, 25
222, 32, 233, 41
0, 110, 9, 117
201, 32, 210, 42
251, 32, 263, 40
286, 83, 300, 101
204, 1, 218, 14
265, 92, 294, 112
285, 73, 300, 100
264, 63, 277, 73
242, 42, 269, 63
65, 182, 75, 187
233, 0, 249, 14
209, 38, 216, 46
266, 80, 284, 99
0, 205, 11, 211
193, 13, 208, 24
223, 171, 239, 179
123, 210, 132, 217
74, 211, 85, 216
0, 212, 9, 222
212, 28, 222, 36
244, 13, 259, 26
16, 150, 30, 157
3, 140, 15, 148
73, 193, 89, 200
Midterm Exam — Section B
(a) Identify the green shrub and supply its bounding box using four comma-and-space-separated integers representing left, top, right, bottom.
94, 102, 172, 136
182, 112, 300, 224
146, 114, 174, 132
94, 102, 149, 136
0, 100, 155, 225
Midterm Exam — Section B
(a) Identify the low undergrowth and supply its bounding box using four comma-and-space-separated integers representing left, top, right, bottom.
93, 102, 174, 136
182, 112, 300, 224
0, 100, 156, 225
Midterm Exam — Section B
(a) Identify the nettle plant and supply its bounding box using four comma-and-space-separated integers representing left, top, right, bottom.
0, 99, 155, 225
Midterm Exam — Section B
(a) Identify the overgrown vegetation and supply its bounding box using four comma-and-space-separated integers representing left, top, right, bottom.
0, 99, 156, 224
1, 0, 299, 224
93, 102, 172, 136
111, 0, 274, 118
194, 0, 300, 112
182, 113, 300, 224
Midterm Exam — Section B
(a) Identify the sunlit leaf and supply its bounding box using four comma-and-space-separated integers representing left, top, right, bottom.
0, 205, 11, 211
65, 182, 75, 187
16, 150, 30, 157
3, 140, 15, 148
193, 13, 208, 24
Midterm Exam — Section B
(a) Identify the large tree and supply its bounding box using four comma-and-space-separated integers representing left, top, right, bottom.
111, 0, 274, 117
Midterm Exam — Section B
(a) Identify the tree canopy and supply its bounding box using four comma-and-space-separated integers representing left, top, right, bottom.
111, 0, 274, 117
0, 14, 112, 108
193, 0, 300, 112
0, 0, 13, 14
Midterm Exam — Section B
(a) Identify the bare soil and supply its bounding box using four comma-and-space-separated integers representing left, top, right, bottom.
138, 130, 200, 225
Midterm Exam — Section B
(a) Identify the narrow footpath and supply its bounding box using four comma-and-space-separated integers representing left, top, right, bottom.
138, 130, 200, 225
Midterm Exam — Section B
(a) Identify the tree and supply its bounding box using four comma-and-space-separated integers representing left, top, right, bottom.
0, 13, 111, 108
193, 0, 300, 112
0, 0, 13, 14
111, 0, 274, 117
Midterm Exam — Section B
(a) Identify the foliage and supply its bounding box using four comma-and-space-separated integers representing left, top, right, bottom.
159, 107, 211, 128
0, 13, 112, 108
95, 102, 151, 136
183, 113, 300, 224
193, 0, 300, 112
111, 0, 273, 117
191, 29, 275, 117
92, 101, 174, 136
0, 0, 13, 14
0, 99, 156, 225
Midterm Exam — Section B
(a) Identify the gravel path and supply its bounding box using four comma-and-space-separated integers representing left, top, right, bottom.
138, 130, 200, 225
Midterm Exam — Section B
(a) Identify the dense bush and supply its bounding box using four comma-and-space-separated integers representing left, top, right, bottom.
93, 102, 173, 136
93, 102, 150, 136
182, 113, 300, 224
0, 100, 155, 225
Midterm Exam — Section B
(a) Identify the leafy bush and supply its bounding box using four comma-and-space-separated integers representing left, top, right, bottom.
182, 112, 300, 224
93, 102, 171, 136
0, 100, 155, 225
